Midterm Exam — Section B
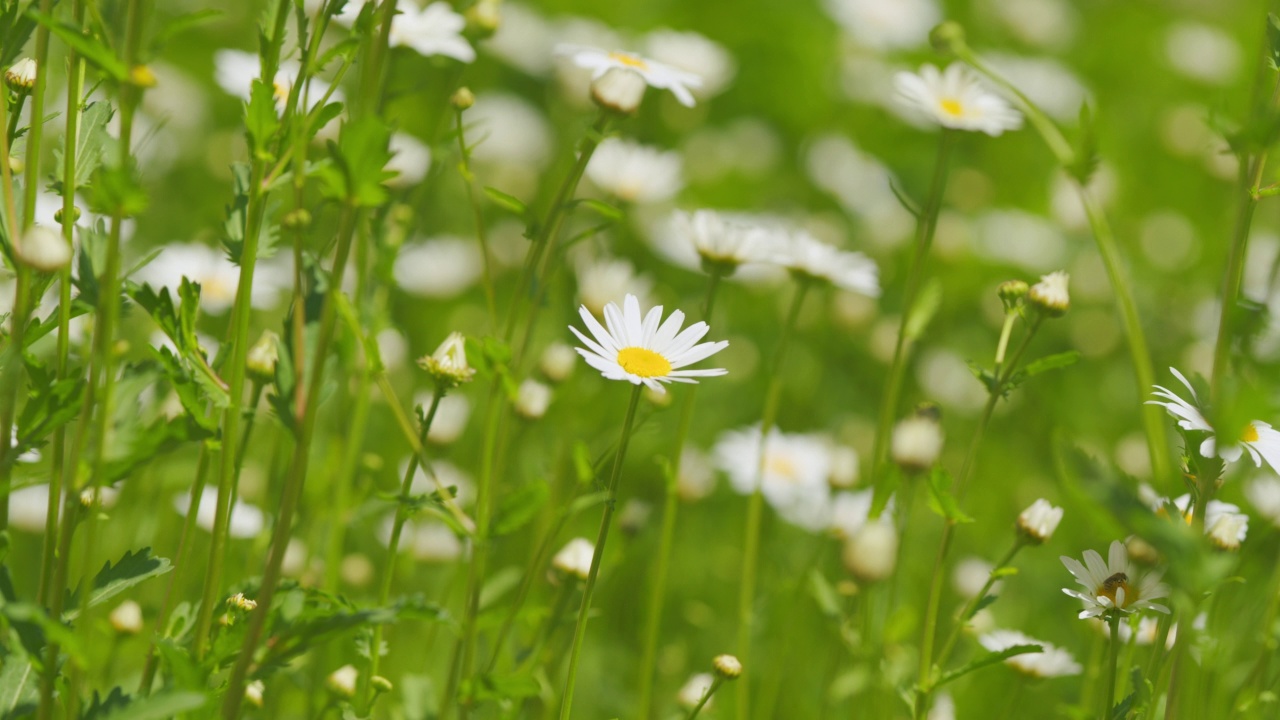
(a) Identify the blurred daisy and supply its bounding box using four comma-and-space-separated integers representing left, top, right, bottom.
173, 485, 265, 539
978, 630, 1081, 678
643, 29, 735, 97
335, 1, 475, 62
556, 44, 702, 107
378, 516, 463, 562
1244, 475, 1280, 527
134, 243, 288, 314
575, 255, 653, 317
585, 138, 683, 204
386, 132, 432, 188
773, 230, 880, 296
714, 425, 833, 531
569, 294, 728, 394
393, 237, 483, 298
669, 209, 771, 273
894, 64, 1022, 136
1061, 540, 1170, 619
1147, 367, 1280, 474
10, 484, 120, 533
213, 49, 339, 111
676, 673, 714, 709
822, 0, 939, 50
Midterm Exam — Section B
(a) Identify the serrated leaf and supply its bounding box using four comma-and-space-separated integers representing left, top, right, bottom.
64, 548, 172, 621
246, 79, 280, 160
52, 102, 115, 192
1020, 351, 1081, 378
491, 481, 550, 537
483, 186, 528, 217
932, 643, 1041, 688
0, 641, 37, 717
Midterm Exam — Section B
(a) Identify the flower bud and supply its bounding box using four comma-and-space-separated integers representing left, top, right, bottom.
514, 379, 552, 420
1028, 271, 1070, 317
5, 58, 36, 91
997, 279, 1028, 309
929, 21, 967, 54
54, 205, 81, 225
418, 332, 475, 386
842, 519, 898, 583
7, 157, 21, 174
551, 537, 595, 581
591, 67, 647, 115
227, 592, 258, 611
890, 413, 943, 473
451, 87, 475, 111
1015, 498, 1063, 544
326, 664, 358, 698
465, 0, 500, 37
371, 675, 393, 693
15, 224, 72, 272
539, 341, 577, 382
282, 208, 312, 231
245, 680, 265, 708
246, 330, 280, 382
129, 64, 157, 88
109, 600, 143, 635
712, 654, 742, 680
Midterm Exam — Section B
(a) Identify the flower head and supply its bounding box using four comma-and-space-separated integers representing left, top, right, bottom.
419, 332, 475, 386
336, 1, 475, 62
569, 294, 728, 394
891, 413, 943, 472
109, 600, 143, 635
327, 665, 358, 698
669, 209, 771, 275
1017, 498, 1064, 544
514, 379, 552, 420
556, 44, 702, 107
843, 519, 898, 583
591, 67, 647, 114
714, 425, 832, 531
15, 224, 71, 272
585, 138, 683, 204
894, 63, 1022, 136
1061, 540, 1170, 619
978, 630, 1081, 678
6, 57, 36, 91
246, 330, 280, 382
552, 538, 595, 580
1147, 367, 1280, 475
1028, 271, 1070, 316
1207, 510, 1249, 550
772, 229, 880, 296
712, 654, 742, 680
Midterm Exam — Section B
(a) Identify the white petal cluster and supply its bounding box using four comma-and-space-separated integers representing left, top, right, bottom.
213, 49, 340, 111
668, 209, 773, 272
713, 425, 833, 531
556, 44, 702, 107
585, 138, 683, 204
1147, 367, 1280, 475
336, 1, 475, 62
978, 629, 1082, 678
771, 229, 880, 296
1028, 270, 1070, 315
552, 537, 595, 580
1060, 540, 1170, 619
173, 486, 265, 539
419, 332, 475, 386
822, 0, 940, 51
894, 64, 1023, 136
1016, 498, 1064, 544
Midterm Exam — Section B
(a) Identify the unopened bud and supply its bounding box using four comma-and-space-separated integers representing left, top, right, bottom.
246, 330, 280, 382
539, 341, 577, 382
514, 379, 552, 420
890, 412, 943, 473
451, 87, 475, 111
465, 0, 501, 37
712, 654, 742, 680
1015, 499, 1063, 544
929, 21, 967, 54
8, 156, 22, 174
326, 665, 358, 698
842, 520, 898, 583
245, 680, 265, 708
997, 280, 1028, 309
591, 67, 647, 116
5, 58, 36, 91
54, 205, 81, 225
371, 675, 394, 693
227, 592, 258, 611
109, 600, 143, 635
282, 208, 312, 231
551, 538, 594, 581
1028, 271, 1070, 317
15, 224, 72, 272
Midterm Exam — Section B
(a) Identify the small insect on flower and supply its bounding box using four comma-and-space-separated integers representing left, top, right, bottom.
569, 294, 728, 394
1061, 540, 1170, 619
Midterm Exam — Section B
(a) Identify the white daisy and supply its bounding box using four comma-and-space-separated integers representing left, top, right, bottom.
393, 236, 483, 298
134, 243, 289, 314
668, 209, 772, 273
713, 425, 833, 531
551, 537, 595, 580
1016, 498, 1064, 544
772, 229, 880, 297
212, 49, 339, 111
894, 63, 1023, 136
556, 44, 702, 107
386, 132, 432, 188
1060, 540, 1170, 619
585, 138, 683, 204
1147, 367, 1280, 474
173, 485, 266, 539
978, 629, 1081, 678
569, 294, 728, 394
822, 0, 940, 51
1244, 475, 1280, 527
676, 673, 714, 709
390, 2, 476, 62
642, 29, 735, 98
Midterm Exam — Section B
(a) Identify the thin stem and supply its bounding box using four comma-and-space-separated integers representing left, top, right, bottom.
934, 540, 1023, 669
994, 311, 1017, 367
870, 130, 955, 514
684, 677, 726, 720
363, 386, 444, 709
455, 106, 497, 329
558, 385, 644, 720
0, 70, 28, 533
1105, 613, 1121, 719
735, 280, 811, 720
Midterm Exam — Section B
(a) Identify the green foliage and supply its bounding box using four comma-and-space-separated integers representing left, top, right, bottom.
27, 11, 128, 81
925, 467, 974, 525
51, 102, 115, 194
63, 548, 172, 621
931, 644, 1041, 688
316, 116, 394, 206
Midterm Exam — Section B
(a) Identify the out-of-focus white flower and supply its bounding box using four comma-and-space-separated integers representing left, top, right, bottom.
173, 485, 265, 539
829, 489, 884, 540
585, 138, 683, 204
1061, 540, 1170, 619
1147, 367, 1280, 475
14, 224, 70, 272
822, 0, 939, 50
335, 1, 475, 62
393, 237, 483, 298
978, 629, 1082, 678
643, 29, 735, 97
424, 393, 470, 445
842, 519, 898, 583
386, 132, 432, 188
327, 665, 359, 699
552, 537, 595, 580
1028, 271, 1070, 316
1245, 475, 1280, 527
677, 447, 716, 501
928, 693, 955, 720
468, 93, 553, 168
805, 134, 913, 247
245, 680, 265, 708
772, 230, 880, 297
540, 341, 578, 382
714, 425, 833, 531
1016, 499, 1064, 544
1207, 509, 1249, 550
1165, 22, 1240, 86
575, 255, 654, 317
953, 557, 997, 598
984, 54, 1089, 122
895, 64, 1022, 136
971, 209, 1067, 271
668, 209, 772, 273
10, 484, 122, 533
379, 516, 463, 562
213, 49, 340, 111
984, 0, 1078, 50
341, 553, 374, 587
134, 243, 288, 314
514, 379, 552, 419
109, 600, 144, 635
556, 44, 702, 107
590, 68, 647, 114
488, 3, 557, 75
891, 414, 943, 471
829, 445, 860, 488
676, 673, 714, 709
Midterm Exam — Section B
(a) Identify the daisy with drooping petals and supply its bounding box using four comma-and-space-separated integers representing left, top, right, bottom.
585, 138, 684, 204
569, 294, 728, 394
1147, 367, 1280, 474
773, 229, 880, 297
1060, 540, 1170, 619
978, 629, 1081, 678
894, 63, 1023, 136
556, 44, 703, 107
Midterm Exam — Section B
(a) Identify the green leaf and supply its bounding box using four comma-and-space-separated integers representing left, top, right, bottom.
246, 79, 281, 161
0, 641, 37, 717
1022, 350, 1081, 377
0, 2, 37, 68
570, 198, 622, 220
52, 102, 115, 192
87, 164, 148, 218
64, 548, 172, 621
96, 692, 207, 720
491, 481, 550, 537
151, 9, 221, 52
1268, 14, 1280, 70
467, 673, 540, 703
808, 570, 842, 618
967, 593, 998, 618
932, 643, 1041, 688
15, 375, 85, 456
888, 177, 921, 218
27, 11, 129, 81
925, 467, 974, 525
318, 116, 394, 206
1068, 102, 1100, 184
483, 186, 529, 217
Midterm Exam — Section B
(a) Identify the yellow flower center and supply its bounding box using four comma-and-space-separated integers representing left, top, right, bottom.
1097, 572, 1132, 607
273, 81, 290, 102
1242, 423, 1259, 443
617, 347, 671, 377
939, 98, 964, 117
609, 51, 649, 70
765, 453, 798, 481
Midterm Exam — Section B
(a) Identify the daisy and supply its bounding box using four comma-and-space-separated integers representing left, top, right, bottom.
212, 49, 339, 111
894, 63, 1023, 136
569, 294, 728, 394
978, 630, 1082, 678
575, 255, 654, 317
643, 29, 736, 98
335, 1, 475, 62
173, 485, 265, 539
668, 209, 771, 273
1061, 540, 1170, 619
772, 229, 880, 297
821, 0, 940, 51
713, 425, 833, 531
1244, 475, 1280, 527
556, 44, 702, 107
585, 138, 683, 204
1147, 367, 1280, 474
134, 243, 288, 314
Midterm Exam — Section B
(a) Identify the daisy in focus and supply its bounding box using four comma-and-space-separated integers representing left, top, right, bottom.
1061, 540, 1170, 619
1147, 367, 1280, 474
894, 63, 1023, 136
569, 294, 728, 394
556, 44, 703, 107
978, 630, 1082, 678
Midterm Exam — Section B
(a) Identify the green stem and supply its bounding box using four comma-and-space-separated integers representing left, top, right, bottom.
220, 203, 360, 720
637, 270, 724, 719
22, 0, 53, 230
736, 280, 811, 720
1104, 613, 1120, 719
870, 130, 955, 515
685, 677, 726, 720
362, 386, 444, 710
0, 69, 28, 534
933, 540, 1023, 670
994, 311, 1017, 367
557, 385, 644, 720
455, 106, 497, 329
